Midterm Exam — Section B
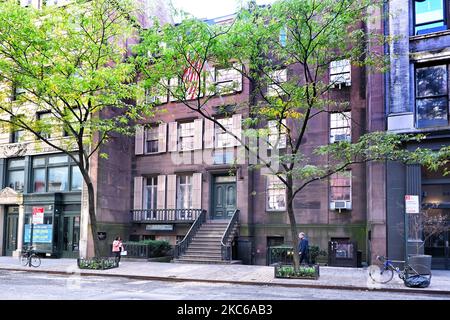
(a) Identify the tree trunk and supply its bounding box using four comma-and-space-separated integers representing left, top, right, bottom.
286, 183, 300, 271
86, 180, 101, 258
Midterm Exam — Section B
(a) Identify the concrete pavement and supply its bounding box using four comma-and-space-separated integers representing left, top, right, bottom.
0, 257, 449, 295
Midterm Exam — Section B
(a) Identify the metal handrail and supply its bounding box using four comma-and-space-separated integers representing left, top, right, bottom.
220, 209, 240, 261
174, 209, 207, 258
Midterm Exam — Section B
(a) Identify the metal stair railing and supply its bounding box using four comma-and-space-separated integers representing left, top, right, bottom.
174, 209, 207, 259
220, 209, 240, 261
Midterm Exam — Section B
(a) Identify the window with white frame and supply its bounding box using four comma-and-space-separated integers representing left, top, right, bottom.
329, 59, 351, 87
177, 175, 193, 209
330, 112, 351, 143
145, 126, 159, 153
267, 69, 287, 97
178, 122, 195, 151
266, 175, 286, 211
215, 118, 234, 148
215, 64, 242, 94
144, 177, 158, 211
330, 171, 351, 202
268, 119, 287, 149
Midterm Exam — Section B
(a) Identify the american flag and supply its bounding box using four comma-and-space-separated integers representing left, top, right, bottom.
183, 58, 203, 100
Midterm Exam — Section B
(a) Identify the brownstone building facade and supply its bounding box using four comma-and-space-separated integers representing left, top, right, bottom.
129, 11, 386, 266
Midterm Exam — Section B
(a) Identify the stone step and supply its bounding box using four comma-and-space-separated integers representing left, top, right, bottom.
172, 258, 242, 265
182, 253, 223, 258
188, 244, 222, 249
185, 249, 222, 255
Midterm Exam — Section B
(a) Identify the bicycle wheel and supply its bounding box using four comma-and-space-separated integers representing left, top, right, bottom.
368, 265, 394, 283
20, 254, 29, 266
30, 254, 41, 267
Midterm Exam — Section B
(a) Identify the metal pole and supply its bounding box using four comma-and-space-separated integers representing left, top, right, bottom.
29, 222, 34, 268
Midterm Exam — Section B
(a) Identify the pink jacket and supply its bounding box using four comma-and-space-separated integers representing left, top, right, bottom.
112, 240, 123, 252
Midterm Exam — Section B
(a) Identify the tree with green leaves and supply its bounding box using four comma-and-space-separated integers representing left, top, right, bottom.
0, 0, 141, 257
135, 0, 450, 270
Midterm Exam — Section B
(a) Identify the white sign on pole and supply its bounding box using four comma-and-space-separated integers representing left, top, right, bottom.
32, 207, 45, 224
405, 195, 420, 214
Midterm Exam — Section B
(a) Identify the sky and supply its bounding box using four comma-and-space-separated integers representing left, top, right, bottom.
170, 0, 276, 20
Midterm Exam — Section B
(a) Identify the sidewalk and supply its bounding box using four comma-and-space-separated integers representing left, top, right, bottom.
1, 257, 449, 295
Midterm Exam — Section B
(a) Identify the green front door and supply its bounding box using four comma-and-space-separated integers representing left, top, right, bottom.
5, 213, 19, 256
212, 176, 236, 219
61, 215, 80, 258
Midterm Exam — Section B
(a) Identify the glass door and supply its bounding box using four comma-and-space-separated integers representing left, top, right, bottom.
61, 215, 80, 258
5, 213, 19, 256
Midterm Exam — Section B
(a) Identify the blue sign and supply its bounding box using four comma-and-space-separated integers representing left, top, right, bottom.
24, 224, 53, 243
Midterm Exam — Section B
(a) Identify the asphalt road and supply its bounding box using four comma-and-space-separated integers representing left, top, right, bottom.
0, 270, 449, 300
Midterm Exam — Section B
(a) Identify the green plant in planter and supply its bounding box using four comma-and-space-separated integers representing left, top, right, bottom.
309, 245, 327, 264
275, 265, 318, 278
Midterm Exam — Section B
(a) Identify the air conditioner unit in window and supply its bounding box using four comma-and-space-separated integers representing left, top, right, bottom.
330, 134, 350, 143
330, 200, 352, 212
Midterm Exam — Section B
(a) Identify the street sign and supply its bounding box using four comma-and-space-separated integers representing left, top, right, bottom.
405, 195, 420, 214
32, 207, 45, 224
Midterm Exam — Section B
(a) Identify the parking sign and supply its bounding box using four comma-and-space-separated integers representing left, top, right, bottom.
32, 207, 44, 224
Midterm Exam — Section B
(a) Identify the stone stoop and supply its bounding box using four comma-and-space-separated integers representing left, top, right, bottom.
173, 220, 241, 265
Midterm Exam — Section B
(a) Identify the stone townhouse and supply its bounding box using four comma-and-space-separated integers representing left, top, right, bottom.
131, 11, 384, 266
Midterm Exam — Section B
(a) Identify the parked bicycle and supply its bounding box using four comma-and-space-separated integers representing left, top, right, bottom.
368, 255, 431, 284
20, 246, 41, 268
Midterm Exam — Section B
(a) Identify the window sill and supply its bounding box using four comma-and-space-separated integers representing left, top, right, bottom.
410, 29, 450, 41
266, 210, 286, 213
141, 151, 166, 156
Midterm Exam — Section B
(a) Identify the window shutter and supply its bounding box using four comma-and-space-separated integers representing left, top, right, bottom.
193, 119, 203, 150
206, 66, 216, 96
192, 173, 202, 209
133, 176, 144, 210
204, 118, 215, 149
158, 123, 167, 153
157, 175, 166, 210
166, 174, 177, 210
168, 122, 178, 152
233, 63, 243, 92
135, 126, 144, 155
232, 114, 242, 146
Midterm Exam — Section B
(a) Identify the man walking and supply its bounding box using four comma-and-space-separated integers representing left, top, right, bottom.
298, 232, 310, 265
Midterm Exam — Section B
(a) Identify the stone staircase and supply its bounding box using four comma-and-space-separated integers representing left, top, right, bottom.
173, 220, 240, 264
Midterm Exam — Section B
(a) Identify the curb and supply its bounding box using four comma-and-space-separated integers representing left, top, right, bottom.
2, 266, 450, 296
